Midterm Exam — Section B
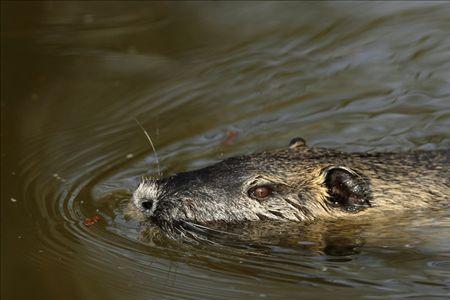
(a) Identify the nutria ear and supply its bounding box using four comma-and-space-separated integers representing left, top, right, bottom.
323, 166, 371, 212
289, 137, 307, 149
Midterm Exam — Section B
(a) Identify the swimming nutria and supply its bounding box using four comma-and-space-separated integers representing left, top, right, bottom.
127, 138, 449, 236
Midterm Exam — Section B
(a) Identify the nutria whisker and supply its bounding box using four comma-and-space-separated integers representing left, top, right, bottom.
184, 230, 220, 245
172, 222, 218, 245
181, 221, 239, 236
134, 118, 161, 177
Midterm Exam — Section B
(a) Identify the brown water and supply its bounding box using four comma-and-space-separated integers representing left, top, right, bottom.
2, 2, 450, 299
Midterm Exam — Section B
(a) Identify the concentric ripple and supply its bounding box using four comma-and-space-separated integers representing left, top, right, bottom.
4, 2, 450, 300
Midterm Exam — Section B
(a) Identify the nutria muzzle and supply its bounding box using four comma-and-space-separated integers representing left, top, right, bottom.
128, 138, 449, 236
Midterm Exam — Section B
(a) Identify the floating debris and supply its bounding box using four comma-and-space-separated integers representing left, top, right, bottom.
10, 198, 17, 202
84, 214, 102, 227
52, 173, 67, 182
223, 130, 238, 146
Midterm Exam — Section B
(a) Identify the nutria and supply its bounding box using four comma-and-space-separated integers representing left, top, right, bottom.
127, 138, 449, 237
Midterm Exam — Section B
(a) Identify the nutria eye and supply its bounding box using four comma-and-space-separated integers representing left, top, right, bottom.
248, 186, 272, 200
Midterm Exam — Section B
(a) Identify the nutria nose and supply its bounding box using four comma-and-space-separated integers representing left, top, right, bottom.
141, 200, 153, 211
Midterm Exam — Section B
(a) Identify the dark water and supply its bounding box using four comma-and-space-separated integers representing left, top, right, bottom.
2, 2, 450, 299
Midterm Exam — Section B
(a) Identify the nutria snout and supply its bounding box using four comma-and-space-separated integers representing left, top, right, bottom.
127, 138, 449, 236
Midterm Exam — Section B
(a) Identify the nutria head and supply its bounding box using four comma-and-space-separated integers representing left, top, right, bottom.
128, 138, 373, 236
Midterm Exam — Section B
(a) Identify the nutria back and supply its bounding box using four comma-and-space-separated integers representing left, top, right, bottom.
128, 140, 449, 235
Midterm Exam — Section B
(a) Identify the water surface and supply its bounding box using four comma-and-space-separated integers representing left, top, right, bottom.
2, 2, 450, 299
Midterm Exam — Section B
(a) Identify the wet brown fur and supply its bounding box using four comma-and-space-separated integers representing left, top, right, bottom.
127, 143, 449, 232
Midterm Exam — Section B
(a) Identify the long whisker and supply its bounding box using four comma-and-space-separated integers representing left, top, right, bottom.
182, 227, 220, 245
134, 118, 161, 177
181, 221, 239, 236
